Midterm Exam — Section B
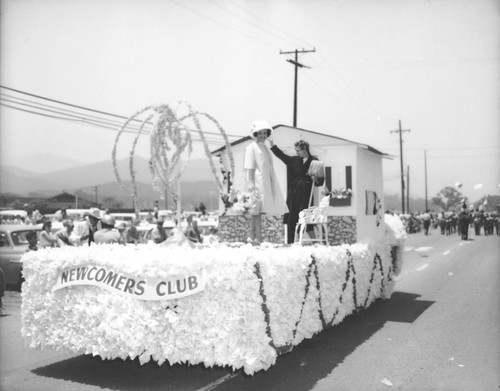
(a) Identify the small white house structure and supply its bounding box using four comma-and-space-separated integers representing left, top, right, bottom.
213, 125, 391, 245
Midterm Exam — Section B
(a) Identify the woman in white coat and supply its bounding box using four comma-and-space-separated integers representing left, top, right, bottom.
244, 120, 288, 243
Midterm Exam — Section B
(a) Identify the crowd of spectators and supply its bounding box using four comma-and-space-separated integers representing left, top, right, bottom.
392, 208, 500, 237
1, 205, 219, 249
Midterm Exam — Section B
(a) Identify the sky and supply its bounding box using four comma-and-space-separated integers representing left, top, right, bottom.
1, 0, 499, 203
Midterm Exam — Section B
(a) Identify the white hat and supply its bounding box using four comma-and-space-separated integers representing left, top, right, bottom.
85, 207, 102, 220
100, 214, 116, 227
251, 120, 272, 138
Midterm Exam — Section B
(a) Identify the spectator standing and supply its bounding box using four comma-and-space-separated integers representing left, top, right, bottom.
473, 209, 483, 236
94, 215, 123, 244
198, 202, 207, 216
77, 208, 103, 245
24, 210, 36, 225
153, 201, 159, 221
185, 215, 203, 243
54, 208, 68, 222
421, 210, 432, 235
126, 219, 141, 244
151, 220, 167, 244
458, 204, 471, 240
117, 222, 128, 243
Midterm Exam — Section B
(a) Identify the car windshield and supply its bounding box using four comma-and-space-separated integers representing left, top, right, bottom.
10, 230, 34, 246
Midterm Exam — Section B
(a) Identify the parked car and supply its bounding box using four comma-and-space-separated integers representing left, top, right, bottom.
0, 210, 28, 224
0, 224, 41, 291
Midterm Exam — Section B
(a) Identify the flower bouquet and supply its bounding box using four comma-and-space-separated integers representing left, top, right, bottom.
326, 187, 352, 199
222, 188, 262, 215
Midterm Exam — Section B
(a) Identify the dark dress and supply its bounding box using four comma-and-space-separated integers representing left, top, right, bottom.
270, 145, 324, 244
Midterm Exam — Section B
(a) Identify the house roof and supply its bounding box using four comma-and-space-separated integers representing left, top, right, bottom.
211, 124, 392, 158
47, 191, 76, 202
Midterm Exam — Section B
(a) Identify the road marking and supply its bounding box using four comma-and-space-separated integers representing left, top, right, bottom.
196, 373, 238, 391
415, 246, 433, 252
442, 250, 451, 255
404, 246, 414, 252
416, 264, 429, 271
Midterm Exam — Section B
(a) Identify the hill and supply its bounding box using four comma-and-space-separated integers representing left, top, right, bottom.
0, 155, 220, 210
93, 180, 219, 210
0, 156, 216, 195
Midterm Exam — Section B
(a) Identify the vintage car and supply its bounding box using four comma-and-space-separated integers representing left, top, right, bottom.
0, 224, 41, 290
0, 210, 28, 224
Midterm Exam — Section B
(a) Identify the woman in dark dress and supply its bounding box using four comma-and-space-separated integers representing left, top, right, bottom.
269, 138, 324, 244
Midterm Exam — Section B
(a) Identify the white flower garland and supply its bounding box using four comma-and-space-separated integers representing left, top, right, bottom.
112, 102, 235, 219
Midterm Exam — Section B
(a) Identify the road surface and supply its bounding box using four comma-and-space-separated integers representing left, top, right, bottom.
1, 232, 499, 390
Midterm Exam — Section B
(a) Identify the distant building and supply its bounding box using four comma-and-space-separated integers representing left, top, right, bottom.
46, 191, 98, 210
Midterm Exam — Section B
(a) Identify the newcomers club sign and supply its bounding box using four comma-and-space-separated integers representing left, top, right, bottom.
52, 265, 207, 300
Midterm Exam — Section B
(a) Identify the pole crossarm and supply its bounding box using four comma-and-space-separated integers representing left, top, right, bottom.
280, 48, 316, 127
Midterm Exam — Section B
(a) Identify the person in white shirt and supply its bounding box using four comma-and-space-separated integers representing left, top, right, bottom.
39, 221, 58, 248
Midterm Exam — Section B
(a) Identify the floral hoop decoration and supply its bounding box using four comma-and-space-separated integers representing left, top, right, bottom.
112, 102, 235, 224
325, 187, 352, 199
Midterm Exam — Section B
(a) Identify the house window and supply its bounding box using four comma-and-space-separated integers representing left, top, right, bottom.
325, 166, 352, 207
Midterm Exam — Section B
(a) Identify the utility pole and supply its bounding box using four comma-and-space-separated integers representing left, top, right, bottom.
93, 186, 98, 205
424, 150, 428, 211
280, 48, 315, 127
407, 165, 410, 213
390, 120, 411, 214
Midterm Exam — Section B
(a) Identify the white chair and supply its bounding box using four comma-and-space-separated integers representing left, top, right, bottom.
295, 206, 328, 245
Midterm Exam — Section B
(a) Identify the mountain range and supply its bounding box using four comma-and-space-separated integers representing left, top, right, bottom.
0, 154, 220, 210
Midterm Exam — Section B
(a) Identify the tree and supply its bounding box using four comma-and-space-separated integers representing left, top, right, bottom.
431, 186, 467, 211
101, 196, 123, 209
473, 194, 500, 212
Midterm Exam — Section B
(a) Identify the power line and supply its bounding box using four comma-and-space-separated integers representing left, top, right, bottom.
168, 0, 278, 50
0, 100, 233, 145
0, 86, 241, 140
0, 96, 126, 130
226, 0, 315, 49
312, 53, 392, 131
206, 0, 298, 48
1, 85, 128, 120
1, 93, 132, 128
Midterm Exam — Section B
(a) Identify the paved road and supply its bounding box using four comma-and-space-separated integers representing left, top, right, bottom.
1, 232, 499, 391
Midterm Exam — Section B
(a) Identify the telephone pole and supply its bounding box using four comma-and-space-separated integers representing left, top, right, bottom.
390, 120, 411, 214
424, 150, 428, 211
407, 165, 410, 213
280, 48, 315, 127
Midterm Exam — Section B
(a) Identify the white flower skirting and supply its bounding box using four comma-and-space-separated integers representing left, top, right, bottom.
21, 219, 404, 375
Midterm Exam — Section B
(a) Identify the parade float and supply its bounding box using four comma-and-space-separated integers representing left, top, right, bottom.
21, 103, 406, 375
